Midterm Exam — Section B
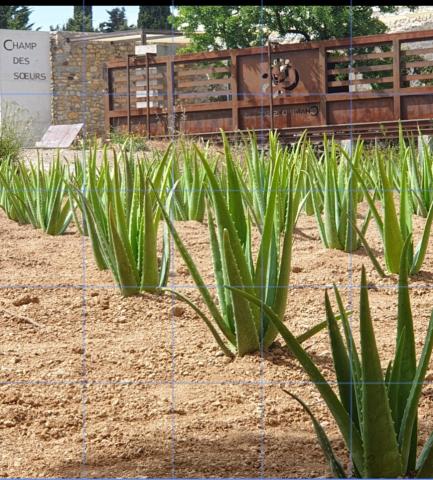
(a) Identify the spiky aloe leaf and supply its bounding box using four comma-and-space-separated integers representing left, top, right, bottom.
107, 205, 140, 296
359, 266, 403, 477
416, 432, 433, 477
207, 204, 234, 334
398, 310, 433, 471
283, 389, 347, 478
223, 229, 259, 355
388, 236, 417, 470
222, 131, 248, 246
333, 285, 362, 433
351, 221, 387, 278
140, 180, 159, 293
377, 155, 404, 273
323, 141, 341, 249
263, 167, 300, 348
194, 145, 254, 290
325, 291, 353, 420
411, 200, 433, 274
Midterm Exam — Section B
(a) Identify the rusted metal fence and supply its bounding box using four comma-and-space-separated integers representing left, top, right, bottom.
104, 29, 433, 141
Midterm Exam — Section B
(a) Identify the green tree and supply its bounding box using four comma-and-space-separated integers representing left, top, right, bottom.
0, 6, 33, 30
99, 7, 132, 32
170, 6, 418, 52
64, 6, 93, 32
137, 6, 171, 30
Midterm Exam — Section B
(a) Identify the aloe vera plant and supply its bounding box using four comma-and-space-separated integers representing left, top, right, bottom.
231, 239, 433, 478
238, 131, 304, 234
170, 141, 208, 222
154, 141, 331, 357
408, 134, 433, 218
71, 145, 172, 296
354, 149, 433, 275
0, 153, 72, 235
308, 137, 371, 252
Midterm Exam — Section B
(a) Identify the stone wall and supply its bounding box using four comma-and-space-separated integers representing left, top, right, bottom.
50, 31, 136, 138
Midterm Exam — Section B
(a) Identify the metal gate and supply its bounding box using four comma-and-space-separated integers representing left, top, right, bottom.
104, 28, 433, 141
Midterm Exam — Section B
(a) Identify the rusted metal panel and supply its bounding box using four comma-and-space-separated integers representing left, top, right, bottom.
105, 28, 433, 141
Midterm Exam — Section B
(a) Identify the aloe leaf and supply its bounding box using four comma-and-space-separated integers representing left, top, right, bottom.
323, 146, 341, 249
398, 309, 433, 471
325, 291, 353, 420
208, 204, 233, 333
223, 229, 259, 355
351, 221, 387, 278
350, 161, 384, 237
308, 172, 329, 248
283, 389, 347, 478
194, 144, 254, 290
222, 131, 248, 246
333, 285, 362, 432
378, 155, 404, 273
411, 200, 433, 274
359, 266, 403, 477
389, 236, 417, 442
416, 432, 433, 477
107, 205, 139, 296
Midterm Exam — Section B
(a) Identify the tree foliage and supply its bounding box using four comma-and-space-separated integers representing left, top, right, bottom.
64, 6, 93, 32
99, 7, 132, 32
137, 6, 171, 30
170, 6, 419, 52
0, 6, 33, 30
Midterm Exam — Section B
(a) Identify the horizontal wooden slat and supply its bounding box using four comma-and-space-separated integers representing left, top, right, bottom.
115, 79, 166, 87
401, 60, 433, 69
401, 46, 433, 57
401, 73, 433, 82
327, 51, 394, 63
175, 67, 230, 77
175, 90, 231, 99
328, 76, 394, 87
135, 81, 166, 89
136, 92, 167, 101
327, 64, 393, 74
176, 78, 231, 88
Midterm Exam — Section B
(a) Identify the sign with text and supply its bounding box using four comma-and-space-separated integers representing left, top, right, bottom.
0, 29, 51, 145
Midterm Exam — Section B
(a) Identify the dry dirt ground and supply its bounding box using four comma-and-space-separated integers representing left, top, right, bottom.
1, 205, 433, 478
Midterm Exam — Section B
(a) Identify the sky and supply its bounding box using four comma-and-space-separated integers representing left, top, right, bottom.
29, 6, 140, 31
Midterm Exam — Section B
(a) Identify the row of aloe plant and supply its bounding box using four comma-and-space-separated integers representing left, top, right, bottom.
2, 131, 433, 276
0, 133, 433, 477
0, 153, 72, 235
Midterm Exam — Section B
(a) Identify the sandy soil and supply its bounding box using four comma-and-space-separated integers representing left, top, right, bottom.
1, 205, 433, 478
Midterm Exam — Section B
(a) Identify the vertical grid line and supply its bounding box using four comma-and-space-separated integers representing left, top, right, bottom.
258, 2, 266, 478
169, 4, 177, 476
348, 2, 355, 478
79, 1, 89, 476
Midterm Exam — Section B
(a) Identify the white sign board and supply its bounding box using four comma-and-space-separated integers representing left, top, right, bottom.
36, 124, 83, 149
0, 29, 51, 145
